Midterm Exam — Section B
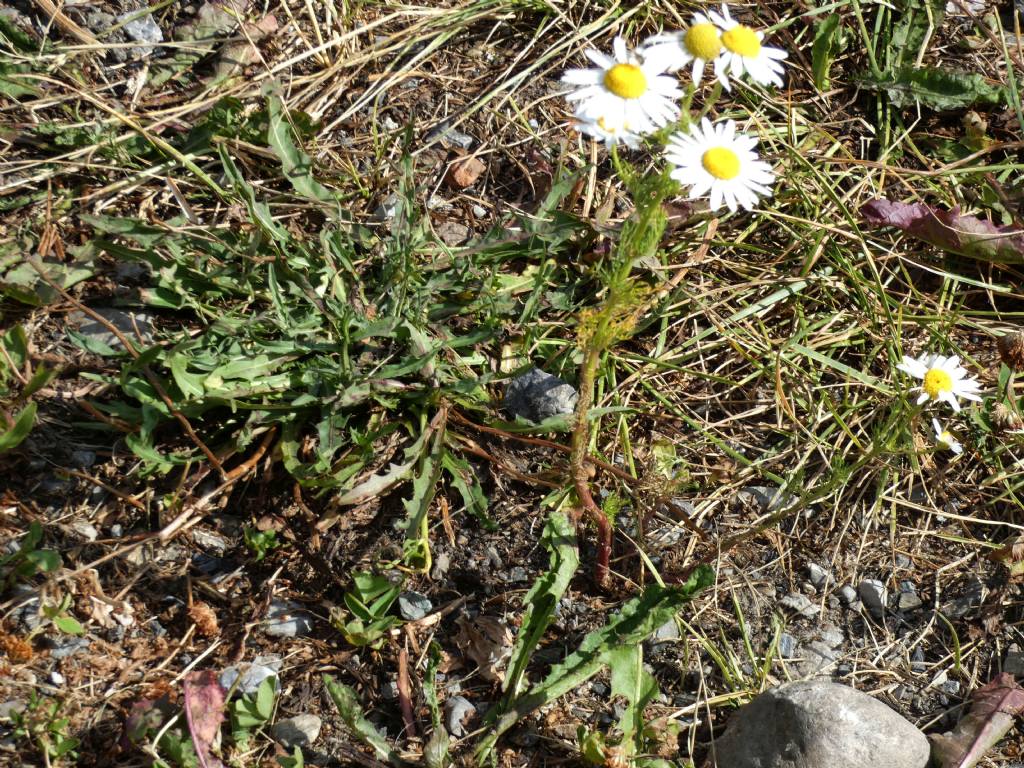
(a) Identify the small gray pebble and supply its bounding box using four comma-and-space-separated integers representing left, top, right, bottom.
272, 714, 322, 748
819, 627, 844, 649
509, 566, 528, 582
471, 204, 487, 218
0, 700, 26, 719
220, 656, 282, 695
69, 308, 154, 350
70, 449, 96, 468
485, 546, 503, 569
444, 696, 476, 737
778, 633, 798, 658
780, 592, 817, 618
263, 599, 314, 638
1005, 644, 1024, 676
48, 637, 91, 660
858, 579, 887, 619
939, 680, 960, 696
837, 584, 858, 606
807, 562, 829, 589
398, 591, 432, 621
651, 619, 681, 642
49, 671, 65, 686
898, 591, 923, 612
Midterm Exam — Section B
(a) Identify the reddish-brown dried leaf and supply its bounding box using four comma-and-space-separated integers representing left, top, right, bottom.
861, 199, 1024, 263
930, 672, 1024, 768
183, 670, 226, 768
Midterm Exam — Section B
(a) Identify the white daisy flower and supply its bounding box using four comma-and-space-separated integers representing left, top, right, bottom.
896, 352, 983, 412
573, 114, 642, 149
708, 4, 788, 90
932, 418, 964, 454
640, 14, 722, 86
561, 37, 682, 135
664, 118, 775, 212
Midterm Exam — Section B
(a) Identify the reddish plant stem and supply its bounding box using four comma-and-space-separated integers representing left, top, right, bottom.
570, 344, 611, 586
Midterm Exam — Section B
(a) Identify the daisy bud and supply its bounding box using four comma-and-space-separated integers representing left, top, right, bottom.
997, 330, 1024, 370
991, 402, 1023, 432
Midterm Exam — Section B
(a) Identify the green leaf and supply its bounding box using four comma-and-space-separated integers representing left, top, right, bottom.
53, 614, 85, 635
890, 0, 945, 69
25, 549, 61, 573
499, 512, 578, 705
255, 677, 276, 721
323, 675, 408, 766
811, 13, 843, 91
608, 645, 658, 753
422, 645, 450, 768
266, 92, 345, 217
442, 449, 494, 529
475, 566, 714, 762
0, 403, 36, 453
864, 66, 1008, 111
21, 365, 56, 399
399, 420, 445, 574
0, 61, 38, 98
0, 325, 29, 391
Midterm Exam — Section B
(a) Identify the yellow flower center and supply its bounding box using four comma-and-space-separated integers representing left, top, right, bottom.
722, 25, 762, 58
923, 368, 953, 399
603, 63, 647, 99
684, 23, 722, 60
702, 147, 741, 180
939, 431, 956, 447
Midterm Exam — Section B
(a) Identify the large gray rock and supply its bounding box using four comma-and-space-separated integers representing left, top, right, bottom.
503, 368, 577, 423
710, 681, 930, 768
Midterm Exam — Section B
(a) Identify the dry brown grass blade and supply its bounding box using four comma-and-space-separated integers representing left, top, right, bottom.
30, 0, 99, 45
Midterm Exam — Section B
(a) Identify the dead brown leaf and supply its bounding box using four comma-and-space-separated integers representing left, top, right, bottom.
454, 614, 513, 683
188, 602, 220, 637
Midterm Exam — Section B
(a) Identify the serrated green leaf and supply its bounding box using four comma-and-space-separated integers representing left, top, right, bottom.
0, 403, 36, 453
865, 66, 1007, 110
442, 449, 494, 530
476, 566, 714, 762
399, 420, 445, 574
499, 511, 578, 706
267, 93, 344, 216
812, 14, 843, 90
324, 675, 407, 766
0, 62, 38, 98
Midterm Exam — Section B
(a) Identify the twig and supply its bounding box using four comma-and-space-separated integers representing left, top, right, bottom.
30, 0, 100, 46
397, 647, 417, 740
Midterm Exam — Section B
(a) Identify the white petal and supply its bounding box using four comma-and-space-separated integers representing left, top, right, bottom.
613, 37, 628, 62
